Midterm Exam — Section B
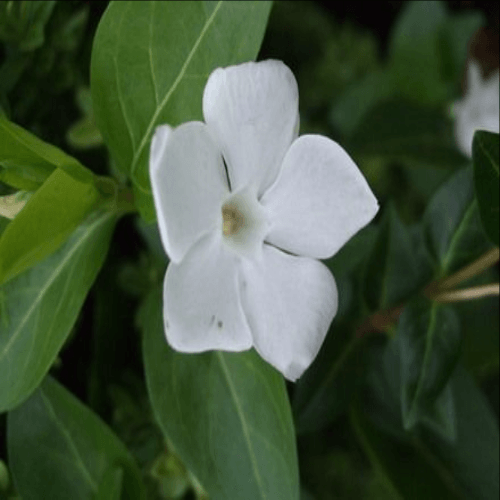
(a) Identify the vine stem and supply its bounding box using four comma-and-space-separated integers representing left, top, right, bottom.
432, 283, 499, 302
435, 247, 499, 290
357, 247, 499, 336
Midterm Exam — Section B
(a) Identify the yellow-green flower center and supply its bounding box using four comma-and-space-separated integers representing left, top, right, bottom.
222, 203, 244, 236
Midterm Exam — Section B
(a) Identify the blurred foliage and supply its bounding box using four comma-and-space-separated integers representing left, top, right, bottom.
0, 2, 498, 500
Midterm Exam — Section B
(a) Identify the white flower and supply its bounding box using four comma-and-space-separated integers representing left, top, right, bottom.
149, 60, 378, 381
452, 60, 499, 158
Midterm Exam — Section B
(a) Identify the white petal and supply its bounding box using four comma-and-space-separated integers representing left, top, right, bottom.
163, 233, 253, 352
240, 245, 338, 381
149, 121, 229, 263
261, 135, 379, 259
203, 60, 299, 196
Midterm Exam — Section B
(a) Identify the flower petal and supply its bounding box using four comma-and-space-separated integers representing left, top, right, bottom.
261, 134, 379, 259
163, 233, 253, 353
150, 121, 229, 263
240, 245, 338, 381
203, 60, 299, 196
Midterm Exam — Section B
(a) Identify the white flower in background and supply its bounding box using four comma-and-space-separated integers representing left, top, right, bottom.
452, 60, 499, 158
149, 60, 378, 381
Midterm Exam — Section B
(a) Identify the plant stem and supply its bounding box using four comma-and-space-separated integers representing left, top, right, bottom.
432, 283, 499, 302
437, 247, 499, 290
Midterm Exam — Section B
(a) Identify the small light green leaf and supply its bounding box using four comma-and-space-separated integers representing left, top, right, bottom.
7, 376, 144, 500
348, 99, 466, 169
91, 0, 272, 221
473, 131, 499, 246
67, 117, 103, 150
140, 288, 300, 500
0, 168, 102, 285
0, 210, 116, 412
363, 204, 430, 311
0, 116, 95, 187
424, 166, 493, 277
397, 298, 460, 439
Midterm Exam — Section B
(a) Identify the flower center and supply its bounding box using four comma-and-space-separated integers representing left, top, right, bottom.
222, 203, 244, 236
219, 187, 268, 259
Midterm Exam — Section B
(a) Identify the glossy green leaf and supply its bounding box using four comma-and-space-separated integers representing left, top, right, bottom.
363, 204, 430, 312
348, 99, 466, 169
397, 298, 460, 439
0, 210, 116, 412
0, 168, 101, 285
140, 288, 299, 500
7, 376, 143, 500
388, 1, 447, 105
96, 466, 124, 500
293, 325, 365, 434
358, 364, 499, 500
351, 404, 457, 500
457, 271, 499, 377
91, 0, 272, 221
0, 116, 95, 188
424, 166, 493, 277
473, 131, 499, 246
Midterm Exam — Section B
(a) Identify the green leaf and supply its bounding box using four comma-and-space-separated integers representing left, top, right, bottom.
96, 465, 124, 500
388, 1, 447, 105
0, 1, 55, 51
363, 204, 430, 311
473, 131, 499, 246
91, 0, 272, 221
7, 376, 144, 500
397, 298, 460, 439
293, 325, 365, 434
457, 271, 499, 377
330, 71, 394, 137
351, 403, 457, 500
348, 99, 466, 169
424, 166, 493, 277
140, 288, 300, 500
357, 365, 499, 500
0, 210, 116, 412
0, 168, 102, 285
438, 12, 484, 91
0, 116, 95, 188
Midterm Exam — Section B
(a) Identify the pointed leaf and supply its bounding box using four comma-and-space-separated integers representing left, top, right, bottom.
363, 204, 430, 311
0, 210, 116, 412
91, 0, 272, 221
0, 168, 102, 285
397, 298, 460, 439
7, 376, 143, 500
424, 166, 493, 277
358, 364, 499, 500
473, 131, 499, 246
0, 116, 95, 188
140, 288, 300, 500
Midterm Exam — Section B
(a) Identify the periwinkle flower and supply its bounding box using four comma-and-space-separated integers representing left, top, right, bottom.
452, 60, 499, 158
149, 60, 378, 380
